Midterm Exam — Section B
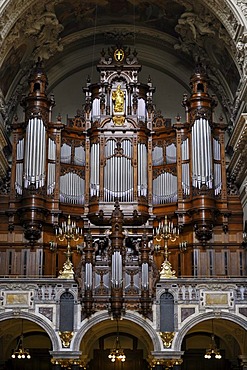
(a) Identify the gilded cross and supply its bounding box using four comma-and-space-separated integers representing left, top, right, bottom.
114, 49, 124, 62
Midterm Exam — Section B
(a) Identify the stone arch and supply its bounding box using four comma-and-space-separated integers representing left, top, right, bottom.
173, 311, 247, 353
72, 311, 162, 353
0, 311, 60, 351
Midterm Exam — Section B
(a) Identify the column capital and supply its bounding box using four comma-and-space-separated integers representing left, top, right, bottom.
148, 353, 184, 369
51, 358, 85, 369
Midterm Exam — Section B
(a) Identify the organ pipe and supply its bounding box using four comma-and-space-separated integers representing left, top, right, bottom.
138, 143, 147, 197
61, 143, 71, 164
15, 138, 24, 194
111, 251, 122, 288
137, 98, 146, 121
213, 138, 222, 195
152, 146, 164, 166
192, 118, 212, 189
153, 172, 177, 204
141, 262, 149, 289
47, 138, 56, 195
85, 262, 93, 290
74, 146, 86, 165
103, 139, 133, 202
181, 138, 190, 196
60, 172, 85, 204
90, 143, 100, 197
24, 116, 46, 189
166, 143, 176, 164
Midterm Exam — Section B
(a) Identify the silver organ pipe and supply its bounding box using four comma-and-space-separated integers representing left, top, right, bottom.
141, 262, 149, 290
47, 138, 56, 195
61, 143, 71, 163
138, 143, 147, 197
60, 172, 85, 204
85, 262, 93, 289
192, 118, 212, 189
213, 138, 222, 195
111, 251, 122, 288
90, 143, 100, 197
74, 146, 85, 166
137, 98, 146, 121
92, 98, 100, 121
166, 143, 176, 164
24, 116, 46, 189
104, 139, 133, 202
15, 138, 24, 194
181, 138, 190, 196
153, 172, 177, 204
152, 146, 164, 166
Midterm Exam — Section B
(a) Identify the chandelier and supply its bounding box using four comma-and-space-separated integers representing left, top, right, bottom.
56, 215, 83, 279
204, 320, 222, 360
108, 320, 126, 363
154, 215, 179, 278
11, 320, 31, 360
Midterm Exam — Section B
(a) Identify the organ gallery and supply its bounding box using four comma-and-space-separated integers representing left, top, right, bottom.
0, 42, 246, 370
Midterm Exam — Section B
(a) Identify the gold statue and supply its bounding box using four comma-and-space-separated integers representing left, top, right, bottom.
112, 85, 124, 112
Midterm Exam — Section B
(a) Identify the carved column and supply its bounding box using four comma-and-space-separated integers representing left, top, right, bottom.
140, 230, 152, 316
109, 201, 124, 318
83, 230, 94, 317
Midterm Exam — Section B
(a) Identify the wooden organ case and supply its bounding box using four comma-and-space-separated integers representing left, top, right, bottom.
4, 46, 244, 317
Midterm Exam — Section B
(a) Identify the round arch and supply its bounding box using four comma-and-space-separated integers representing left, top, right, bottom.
174, 311, 247, 353
0, 311, 60, 351
72, 311, 162, 355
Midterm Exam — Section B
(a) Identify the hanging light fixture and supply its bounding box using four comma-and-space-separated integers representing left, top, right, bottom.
153, 215, 179, 278
108, 320, 126, 363
204, 320, 221, 360
11, 319, 31, 360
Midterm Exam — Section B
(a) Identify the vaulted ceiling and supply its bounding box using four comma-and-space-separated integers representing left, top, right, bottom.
0, 0, 247, 129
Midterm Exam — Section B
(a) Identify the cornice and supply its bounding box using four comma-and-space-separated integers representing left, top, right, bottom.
228, 113, 247, 148
227, 113, 247, 184
202, 0, 247, 36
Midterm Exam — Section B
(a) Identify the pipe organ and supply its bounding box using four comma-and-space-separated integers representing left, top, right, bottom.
103, 139, 134, 203
181, 138, 190, 197
5, 46, 244, 310
15, 138, 24, 195
152, 124, 178, 206
191, 117, 213, 190
24, 115, 46, 189
84, 46, 154, 223
178, 63, 229, 242
47, 137, 56, 195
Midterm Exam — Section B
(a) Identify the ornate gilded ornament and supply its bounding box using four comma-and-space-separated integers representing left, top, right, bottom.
59, 331, 74, 348
160, 260, 177, 279
113, 116, 125, 126
159, 331, 175, 348
148, 355, 182, 368
114, 49, 124, 62
51, 357, 86, 368
112, 85, 125, 113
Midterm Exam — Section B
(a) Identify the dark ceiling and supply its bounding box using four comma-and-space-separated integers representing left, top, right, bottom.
0, 0, 243, 126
